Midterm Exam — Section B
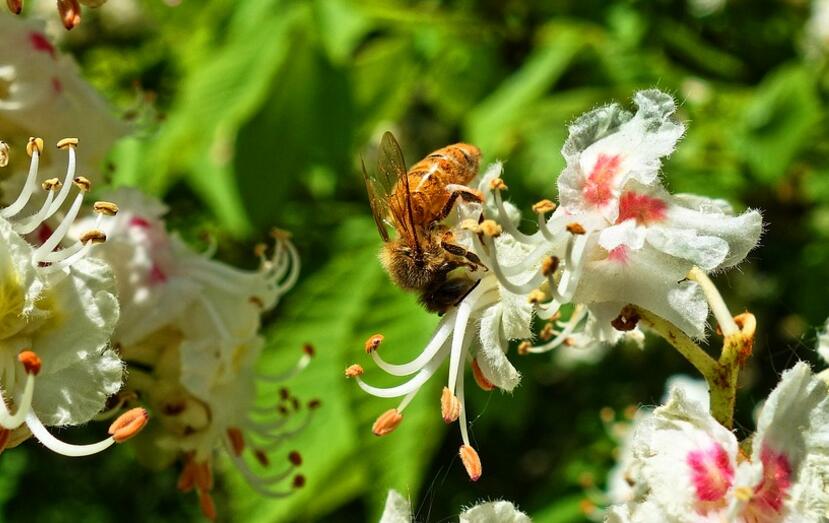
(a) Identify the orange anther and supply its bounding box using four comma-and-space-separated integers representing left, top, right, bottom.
371, 408, 403, 436
108, 407, 148, 443
459, 445, 482, 481
364, 334, 384, 353
471, 359, 495, 391
227, 427, 245, 456
18, 350, 41, 375
198, 490, 217, 521
193, 461, 213, 491
177, 461, 196, 493
345, 364, 364, 378
440, 387, 461, 423
566, 222, 586, 235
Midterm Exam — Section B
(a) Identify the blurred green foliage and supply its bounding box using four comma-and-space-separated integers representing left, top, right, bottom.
5, 0, 829, 521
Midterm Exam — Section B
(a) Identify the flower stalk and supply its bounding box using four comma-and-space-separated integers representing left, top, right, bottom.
628, 266, 756, 429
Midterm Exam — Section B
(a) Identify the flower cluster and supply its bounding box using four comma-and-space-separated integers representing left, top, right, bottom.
0, 14, 126, 202
347, 90, 763, 482
78, 188, 314, 520
0, 137, 147, 456
605, 360, 829, 522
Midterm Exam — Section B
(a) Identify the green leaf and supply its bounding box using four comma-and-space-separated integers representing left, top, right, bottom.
465, 23, 586, 157
734, 65, 821, 184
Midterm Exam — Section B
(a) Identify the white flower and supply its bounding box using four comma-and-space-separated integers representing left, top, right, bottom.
805, 0, 829, 57
479, 90, 760, 352
0, 14, 126, 202
379, 489, 531, 523
83, 187, 312, 519
348, 163, 536, 482
0, 137, 145, 457
607, 362, 829, 522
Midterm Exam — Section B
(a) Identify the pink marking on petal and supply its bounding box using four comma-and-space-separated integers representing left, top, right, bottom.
51, 77, 63, 94
129, 216, 152, 229
29, 32, 56, 58
687, 442, 734, 502
617, 191, 667, 225
607, 246, 629, 264
582, 154, 622, 207
149, 264, 168, 285
746, 446, 792, 517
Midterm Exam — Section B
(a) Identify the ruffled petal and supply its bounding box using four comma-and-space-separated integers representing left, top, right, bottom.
476, 304, 522, 392
379, 490, 413, 523
459, 500, 531, 523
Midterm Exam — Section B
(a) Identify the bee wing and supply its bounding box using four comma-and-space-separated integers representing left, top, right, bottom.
378, 132, 422, 255
361, 156, 391, 242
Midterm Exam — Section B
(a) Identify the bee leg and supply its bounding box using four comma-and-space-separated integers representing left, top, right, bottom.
437, 187, 484, 222
440, 238, 485, 271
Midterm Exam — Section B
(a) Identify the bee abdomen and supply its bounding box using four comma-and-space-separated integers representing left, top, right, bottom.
408, 143, 480, 186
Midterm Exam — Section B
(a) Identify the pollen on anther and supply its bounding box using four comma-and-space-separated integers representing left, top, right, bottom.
489, 177, 507, 191
80, 229, 107, 244
288, 451, 302, 466
345, 364, 364, 378
372, 408, 403, 436
566, 223, 586, 235
303, 343, 315, 357
517, 340, 532, 355
532, 199, 557, 214
440, 387, 461, 423
56, 137, 79, 149
93, 201, 119, 216
527, 289, 546, 305
459, 444, 482, 481
364, 333, 384, 353
27, 137, 44, 157
108, 407, 149, 443
41, 178, 62, 191
541, 256, 559, 277
460, 219, 480, 233
73, 176, 91, 192
18, 350, 42, 375
480, 220, 502, 238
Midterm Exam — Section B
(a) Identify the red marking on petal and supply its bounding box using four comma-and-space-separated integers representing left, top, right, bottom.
617, 191, 667, 225
29, 32, 56, 58
607, 246, 629, 264
51, 77, 63, 94
687, 442, 734, 502
582, 154, 622, 207
149, 264, 168, 285
129, 216, 152, 229
749, 446, 792, 515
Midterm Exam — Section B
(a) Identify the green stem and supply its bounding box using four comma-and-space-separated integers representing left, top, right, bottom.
633, 306, 718, 379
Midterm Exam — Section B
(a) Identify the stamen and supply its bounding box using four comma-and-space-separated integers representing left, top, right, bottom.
57, 0, 81, 29
371, 409, 403, 436
227, 427, 245, 456
440, 386, 461, 423
194, 461, 213, 491
6, 0, 22, 14
177, 460, 196, 492
355, 344, 450, 398
344, 364, 364, 378
93, 201, 119, 216
79, 229, 107, 244
0, 351, 39, 429
198, 490, 217, 521
25, 412, 116, 457
471, 359, 494, 391
2, 139, 41, 218
107, 407, 149, 443
364, 334, 384, 353
369, 312, 455, 376
459, 444, 482, 481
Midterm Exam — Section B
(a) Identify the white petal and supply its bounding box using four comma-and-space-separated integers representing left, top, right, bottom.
379, 490, 413, 523
599, 220, 647, 252
476, 304, 522, 392
459, 500, 531, 523
645, 227, 729, 272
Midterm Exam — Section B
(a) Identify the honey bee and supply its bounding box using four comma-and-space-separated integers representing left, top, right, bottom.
362, 132, 485, 313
